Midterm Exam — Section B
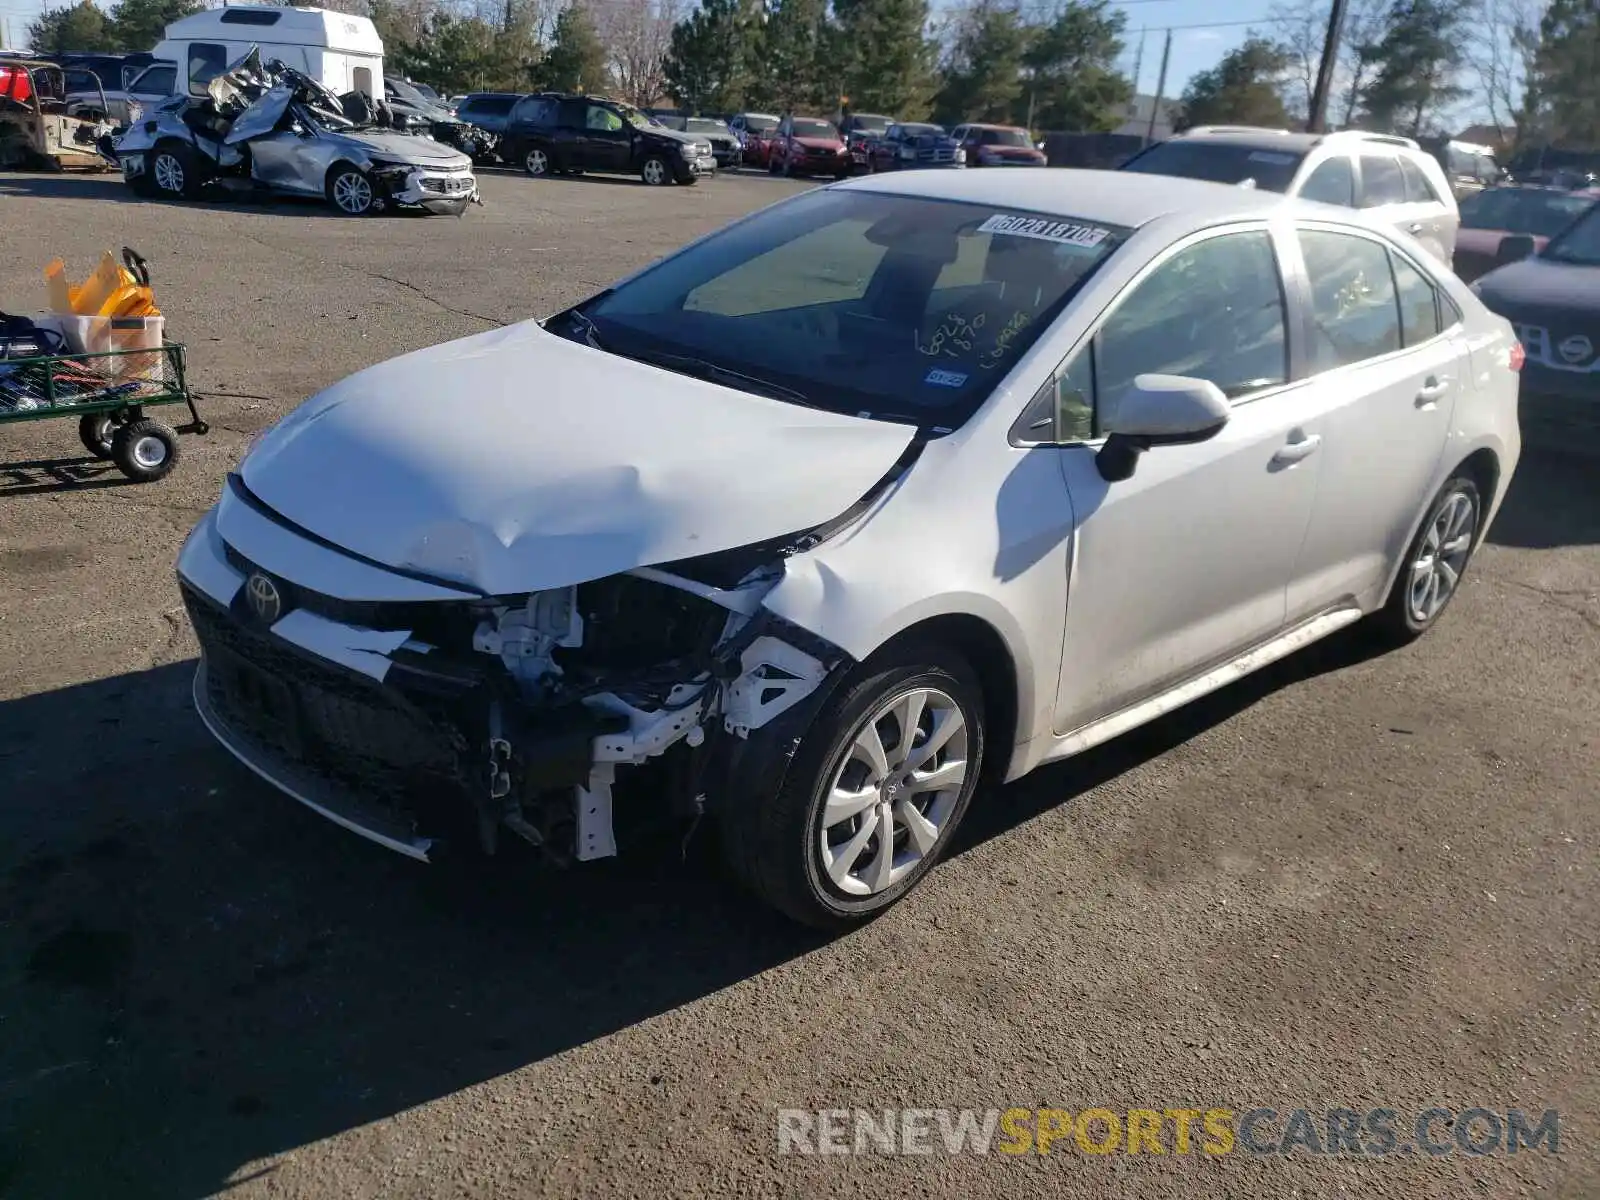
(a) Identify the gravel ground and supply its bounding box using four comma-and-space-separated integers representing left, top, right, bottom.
0, 167, 1596, 1200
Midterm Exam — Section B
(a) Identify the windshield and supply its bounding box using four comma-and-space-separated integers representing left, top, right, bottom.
414, 83, 438, 99
387, 78, 433, 106
1122, 140, 1304, 192
901, 124, 943, 138
566, 189, 1129, 427
790, 118, 837, 139
980, 128, 1029, 147
743, 115, 777, 132
852, 115, 891, 132
1543, 202, 1600, 265
687, 118, 726, 134
1460, 188, 1594, 238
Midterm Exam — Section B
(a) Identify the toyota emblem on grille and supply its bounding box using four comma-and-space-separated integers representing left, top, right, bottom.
1558, 334, 1593, 364
246, 572, 283, 625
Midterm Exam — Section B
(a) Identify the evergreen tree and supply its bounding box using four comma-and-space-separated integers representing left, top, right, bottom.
106, 0, 200, 51
756, 0, 831, 111
1358, 0, 1466, 136
1515, 0, 1600, 151
536, 3, 610, 93
26, 1, 115, 54
833, 0, 937, 119
663, 0, 763, 114
1175, 37, 1292, 131
932, 0, 1028, 127
1019, 0, 1129, 131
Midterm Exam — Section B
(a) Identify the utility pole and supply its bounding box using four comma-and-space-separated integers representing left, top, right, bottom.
1307, 0, 1350, 133
1131, 26, 1146, 100
1146, 28, 1171, 146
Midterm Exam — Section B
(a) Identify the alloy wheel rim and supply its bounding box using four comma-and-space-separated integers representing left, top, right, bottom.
818, 686, 969, 897
131, 435, 167, 469
643, 159, 665, 184
154, 154, 183, 192
527, 150, 547, 175
1408, 489, 1477, 623
334, 172, 372, 213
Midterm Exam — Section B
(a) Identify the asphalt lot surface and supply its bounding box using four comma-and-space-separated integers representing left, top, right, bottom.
1, 167, 1597, 1199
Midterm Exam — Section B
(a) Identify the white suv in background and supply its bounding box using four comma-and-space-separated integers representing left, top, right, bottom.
1121, 127, 1460, 265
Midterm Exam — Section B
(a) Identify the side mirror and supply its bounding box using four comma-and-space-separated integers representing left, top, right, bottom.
1495, 233, 1536, 265
1095, 374, 1231, 483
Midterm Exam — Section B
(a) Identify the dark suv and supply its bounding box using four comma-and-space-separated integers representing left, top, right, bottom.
453, 93, 523, 136
502, 93, 716, 185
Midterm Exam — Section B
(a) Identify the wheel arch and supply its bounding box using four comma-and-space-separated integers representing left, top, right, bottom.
1378, 443, 1503, 603
867, 613, 1021, 788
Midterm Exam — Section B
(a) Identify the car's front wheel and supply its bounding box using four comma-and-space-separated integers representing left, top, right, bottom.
326, 164, 377, 215
721, 644, 985, 929
640, 154, 671, 185
1371, 471, 1483, 643
149, 142, 204, 200
524, 146, 551, 177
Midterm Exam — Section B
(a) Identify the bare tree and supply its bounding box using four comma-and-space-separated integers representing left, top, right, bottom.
1463, 0, 1542, 134
1335, 0, 1387, 126
591, 0, 680, 104
1267, 0, 1322, 120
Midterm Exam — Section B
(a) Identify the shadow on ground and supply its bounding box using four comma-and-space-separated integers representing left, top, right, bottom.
0, 446, 1579, 1198
0, 613, 1393, 1198
1485, 442, 1600, 550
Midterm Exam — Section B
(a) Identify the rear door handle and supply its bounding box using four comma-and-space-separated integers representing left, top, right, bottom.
1271, 432, 1322, 465
1416, 375, 1450, 404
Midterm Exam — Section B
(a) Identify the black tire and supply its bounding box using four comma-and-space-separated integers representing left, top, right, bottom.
640, 154, 672, 186
149, 142, 205, 200
127, 169, 157, 198
325, 163, 377, 215
110, 418, 180, 483
767, 155, 780, 175
78, 412, 118, 460
1368, 472, 1483, 645
719, 642, 986, 929
833, 170, 851, 181
523, 145, 552, 177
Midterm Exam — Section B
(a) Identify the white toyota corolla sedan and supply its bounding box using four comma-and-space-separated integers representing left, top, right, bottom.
177, 169, 1522, 927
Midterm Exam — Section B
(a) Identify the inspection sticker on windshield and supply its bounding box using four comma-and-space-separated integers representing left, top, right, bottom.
1248, 150, 1296, 164
925, 368, 968, 387
977, 214, 1110, 247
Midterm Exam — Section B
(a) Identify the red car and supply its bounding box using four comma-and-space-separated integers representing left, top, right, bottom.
951, 123, 1046, 167
1452, 184, 1599, 282
729, 111, 780, 168
768, 115, 852, 179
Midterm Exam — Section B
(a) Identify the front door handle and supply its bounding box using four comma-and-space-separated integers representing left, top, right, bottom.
1409, 222, 1425, 233
1416, 375, 1451, 405
1271, 432, 1322, 465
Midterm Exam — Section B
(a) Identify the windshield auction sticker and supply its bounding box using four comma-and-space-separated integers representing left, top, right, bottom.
978, 214, 1110, 247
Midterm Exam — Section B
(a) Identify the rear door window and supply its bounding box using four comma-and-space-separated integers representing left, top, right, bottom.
1299, 157, 1355, 206
1297, 229, 1402, 370
1390, 250, 1442, 345
1399, 156, 1439, 203
1358, 155, 1408, 207
187, 43, 228, 94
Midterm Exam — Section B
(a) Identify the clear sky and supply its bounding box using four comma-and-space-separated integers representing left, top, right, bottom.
0, 0, 1280, 101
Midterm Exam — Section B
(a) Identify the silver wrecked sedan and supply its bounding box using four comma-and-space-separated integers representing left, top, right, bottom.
115, 53, 478, 216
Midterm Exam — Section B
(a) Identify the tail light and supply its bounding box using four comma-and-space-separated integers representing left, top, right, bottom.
1508, 338, 1525, 372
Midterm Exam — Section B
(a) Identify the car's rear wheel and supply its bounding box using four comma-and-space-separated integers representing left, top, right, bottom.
524, 147, 550, 177
326, 164, 377, 215
640, 155, 671, 185
1370, 472, 1483, 643
721, 643, 985, 929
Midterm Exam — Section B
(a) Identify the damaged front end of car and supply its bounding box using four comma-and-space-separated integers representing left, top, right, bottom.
176, 469, 916, 867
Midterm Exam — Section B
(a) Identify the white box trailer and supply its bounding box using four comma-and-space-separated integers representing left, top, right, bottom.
152, 5, 384, 101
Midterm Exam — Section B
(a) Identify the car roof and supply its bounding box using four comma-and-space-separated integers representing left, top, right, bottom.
839, 167, 1414, 241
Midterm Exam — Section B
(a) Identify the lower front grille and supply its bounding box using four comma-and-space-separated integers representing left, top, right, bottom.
183, 587, 462, 806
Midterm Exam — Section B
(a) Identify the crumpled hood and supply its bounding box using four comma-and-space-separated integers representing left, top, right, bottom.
240, 322, 917, 595
341, 129, 471, 167
1475, 255, 1600, 316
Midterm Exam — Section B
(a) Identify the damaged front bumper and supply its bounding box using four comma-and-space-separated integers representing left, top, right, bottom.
380, 164, 480, 214
176, 497, 845, 865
